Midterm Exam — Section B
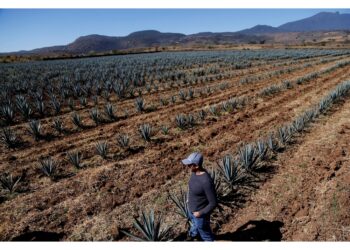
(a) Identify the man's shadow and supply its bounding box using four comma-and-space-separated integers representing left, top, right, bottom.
215, 219, 284, 241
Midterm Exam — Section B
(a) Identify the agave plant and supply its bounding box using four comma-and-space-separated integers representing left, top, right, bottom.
0, 127, 20, 149
175, 114, 187, 130
39, 157, 57, 178
0, 104, 15, 125
169, 188, 191, 225
79, 97, 88, 107
266, 133, 279, 152
256, 139, 268, 161
238, 143, 259, 171
209, 105, 220, 116
28, 119, 42, 141
161, 125, 169, 135
139, 123, 153, 142
198, 109, 206, 120
0, 174, 21, 193
71, 112, 84, 129
68, 98, 75, 111
51, 96, 61, 115
217, 154, 244, 189
67, 151, 83, 169
159, 98, 168, 106
170, 95, 176, 104
35, 100, 45, 116
53, 118, 65, 134
16, 95, 32, 120
188, 89, 194, 99
135, 97, 145, 112
89, 108, 100, 125
104, 103, 117, 121
121, 209, 172, 241
292, 117, 305, 132
116, 134, 130, 149
187, 114, 196, 127
179, 90, 187, 101
96, 141, 109, 159
277, 126, 291, 146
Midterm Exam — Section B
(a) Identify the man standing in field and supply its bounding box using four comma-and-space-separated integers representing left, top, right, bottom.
182, 152, 217, 241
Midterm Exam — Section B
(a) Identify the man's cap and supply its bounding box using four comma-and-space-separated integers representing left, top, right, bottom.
181, 152, 203, 167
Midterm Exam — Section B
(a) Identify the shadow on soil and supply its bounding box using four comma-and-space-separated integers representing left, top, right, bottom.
12, 231, 65, 241
216, 219, 284, 241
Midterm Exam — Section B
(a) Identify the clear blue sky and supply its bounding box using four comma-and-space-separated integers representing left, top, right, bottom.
0, 9, 349, 53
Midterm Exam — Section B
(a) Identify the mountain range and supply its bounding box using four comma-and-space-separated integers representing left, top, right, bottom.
5, 11, 350, 56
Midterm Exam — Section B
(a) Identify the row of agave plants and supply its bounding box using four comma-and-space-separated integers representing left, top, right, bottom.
118, 79, 350, 241
0, 82, 230, 149
259, 59, 350, 97
3, 56, 348, 152
2, 51, 346, 130
1, 50, 349, 127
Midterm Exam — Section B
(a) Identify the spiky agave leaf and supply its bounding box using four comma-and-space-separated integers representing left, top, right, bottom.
121, 209, 172, 241
0, 174, 21, 193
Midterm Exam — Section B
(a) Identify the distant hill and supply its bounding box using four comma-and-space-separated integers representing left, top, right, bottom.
278, 12, 350, 32
3, 12, 350, 56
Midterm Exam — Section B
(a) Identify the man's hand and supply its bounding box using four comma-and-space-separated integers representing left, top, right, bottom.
193, 211, 201, 218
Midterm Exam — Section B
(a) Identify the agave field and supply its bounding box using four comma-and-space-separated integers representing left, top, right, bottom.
1, 49, 350, 241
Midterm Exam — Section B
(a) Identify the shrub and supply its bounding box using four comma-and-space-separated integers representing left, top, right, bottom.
198, 109, 206, 120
